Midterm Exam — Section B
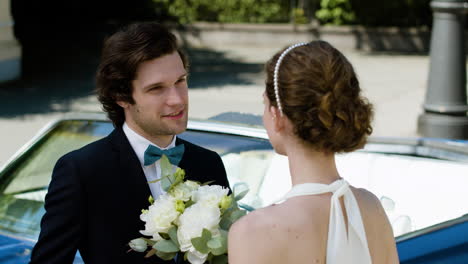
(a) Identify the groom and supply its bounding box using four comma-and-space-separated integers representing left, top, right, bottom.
30, 22, 229, 264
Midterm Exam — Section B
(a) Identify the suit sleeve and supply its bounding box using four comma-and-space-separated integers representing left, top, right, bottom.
30, 155, 84, 264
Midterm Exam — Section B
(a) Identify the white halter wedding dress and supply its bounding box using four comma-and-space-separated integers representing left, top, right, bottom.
276, 179, 372, 264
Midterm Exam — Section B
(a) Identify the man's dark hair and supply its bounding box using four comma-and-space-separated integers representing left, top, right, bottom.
96, 22, 188, 127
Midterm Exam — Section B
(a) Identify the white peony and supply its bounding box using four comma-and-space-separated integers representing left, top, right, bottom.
177, 203, 221, 263
192, 185, 229, 208
169, 180, 200, 202
140, 194, 180, 241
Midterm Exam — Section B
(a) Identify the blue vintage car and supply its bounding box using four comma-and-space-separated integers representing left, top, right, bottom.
0, 112, 467, 263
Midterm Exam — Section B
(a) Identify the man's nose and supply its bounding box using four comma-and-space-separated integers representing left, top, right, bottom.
166, 85, 186, 105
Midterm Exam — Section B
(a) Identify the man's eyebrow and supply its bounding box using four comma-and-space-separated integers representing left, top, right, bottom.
178, 73, 188, 79
143, 72, 188, 91
143, 82, 164, 91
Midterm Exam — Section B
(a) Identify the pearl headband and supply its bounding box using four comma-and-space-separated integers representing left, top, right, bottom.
273, 42, 308, 115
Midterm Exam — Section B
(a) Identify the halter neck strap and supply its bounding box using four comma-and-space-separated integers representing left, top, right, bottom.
273, 179, 372, 264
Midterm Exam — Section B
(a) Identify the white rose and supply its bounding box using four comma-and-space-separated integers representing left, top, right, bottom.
169, 181, 200, 202
192, 185, 229, 208
177, 203, 221, 258
140, 194, 180, 240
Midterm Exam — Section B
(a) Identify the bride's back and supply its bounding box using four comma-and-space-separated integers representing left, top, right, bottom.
229, 186, 397, 264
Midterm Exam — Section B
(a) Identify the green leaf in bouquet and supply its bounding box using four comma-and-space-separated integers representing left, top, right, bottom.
156, 250, 177, 261
191, 228, 212, 254
144, 248, 157, 258
229, 209, 247, 223
219, 208, 234, 230
201, 180, 215, 186
160, 155, 176, 192
220, 207, 247, 230
207, 238, 222, 250
208, 230, 228, 256
142, 237, 156, 246
232, 182, 249, 201
211, 254, 228, 264
154, 239, 180, 253
168, 226, 180, 248
184, 199, 195, 209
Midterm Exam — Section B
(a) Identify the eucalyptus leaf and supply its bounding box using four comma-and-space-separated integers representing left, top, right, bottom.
232, 182, 249, 201
207, 238, 222, 249
144, 248, 156, 258
156, 250, 177, 261
154, 239, 180, 253
209, 238, 227, 256
219, 209, 234, 230
211, 230, 228, 256
160, 155, 176, 192
201, 180, 215, 186
160, 155, 173, 177
191, 228, 212, 254
238, 202, 255, 212
142, 237, 156, 246
229, 209, 247, 222
168, 226, 180, 248
185, 199, 195, 208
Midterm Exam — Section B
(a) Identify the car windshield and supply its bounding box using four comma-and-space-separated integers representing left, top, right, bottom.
0, 119, 273, 240
0, 119, 467, 242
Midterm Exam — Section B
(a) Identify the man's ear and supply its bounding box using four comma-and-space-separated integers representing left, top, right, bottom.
116, 100, 129, 109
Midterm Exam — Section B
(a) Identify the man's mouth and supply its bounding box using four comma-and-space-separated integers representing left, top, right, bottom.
163, 109, 184, 119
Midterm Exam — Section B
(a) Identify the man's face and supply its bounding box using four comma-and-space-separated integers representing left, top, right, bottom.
119, 51, 189, 147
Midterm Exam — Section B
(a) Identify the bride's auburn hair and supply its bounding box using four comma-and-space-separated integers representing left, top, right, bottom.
265, 40, 373, 153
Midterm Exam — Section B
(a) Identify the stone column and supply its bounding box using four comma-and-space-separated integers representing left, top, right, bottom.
417, 0, 468, 139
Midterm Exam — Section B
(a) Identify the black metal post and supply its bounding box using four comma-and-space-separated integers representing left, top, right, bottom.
417, 0, 468, 139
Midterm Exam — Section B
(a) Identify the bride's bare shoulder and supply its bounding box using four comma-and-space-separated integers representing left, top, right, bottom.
229, 204, 281, 236
228, 205, 286, 263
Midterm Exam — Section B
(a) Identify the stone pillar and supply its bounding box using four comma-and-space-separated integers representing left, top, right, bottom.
418, 0, 468, 139
0, 0, 20, 83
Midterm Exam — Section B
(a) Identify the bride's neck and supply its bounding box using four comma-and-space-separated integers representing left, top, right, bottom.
285, 141, 340, 186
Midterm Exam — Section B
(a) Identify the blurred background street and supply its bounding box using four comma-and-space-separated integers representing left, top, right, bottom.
0, 0, 465, 166
0, 44, 431, 167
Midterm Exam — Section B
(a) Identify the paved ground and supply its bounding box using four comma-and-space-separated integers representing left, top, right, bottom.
0, 43, 432, 167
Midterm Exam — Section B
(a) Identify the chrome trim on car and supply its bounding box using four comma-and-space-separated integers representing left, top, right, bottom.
187, 120, 268, 140
396, 214, 468, 243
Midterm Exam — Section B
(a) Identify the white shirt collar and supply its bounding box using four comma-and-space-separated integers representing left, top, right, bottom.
122, 122, 177, 167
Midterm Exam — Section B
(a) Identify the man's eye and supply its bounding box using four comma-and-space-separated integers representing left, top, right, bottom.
176, 78, 186, 83
149, 86, 162, 91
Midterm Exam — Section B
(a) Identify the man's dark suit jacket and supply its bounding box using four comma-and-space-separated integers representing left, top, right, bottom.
30, 127, 229, 264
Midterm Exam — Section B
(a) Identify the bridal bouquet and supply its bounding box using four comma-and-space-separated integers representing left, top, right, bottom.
128, 155, 248, 264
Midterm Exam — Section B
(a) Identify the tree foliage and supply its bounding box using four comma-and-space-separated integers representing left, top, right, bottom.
152, 0, 290, 24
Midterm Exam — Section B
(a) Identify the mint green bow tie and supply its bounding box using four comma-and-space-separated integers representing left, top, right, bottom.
143, 144, 185, 166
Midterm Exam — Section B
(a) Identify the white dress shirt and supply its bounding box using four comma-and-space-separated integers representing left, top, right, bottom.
123, 123, 177, 199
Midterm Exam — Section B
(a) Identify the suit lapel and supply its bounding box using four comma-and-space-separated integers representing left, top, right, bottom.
175, 137, 189, 172
109, 127, 152, 208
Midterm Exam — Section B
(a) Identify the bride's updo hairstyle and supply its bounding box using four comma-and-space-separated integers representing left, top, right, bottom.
265, 40, 373, 153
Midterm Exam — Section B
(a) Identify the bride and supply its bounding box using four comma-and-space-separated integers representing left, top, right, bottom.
228, 41, 399, 264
